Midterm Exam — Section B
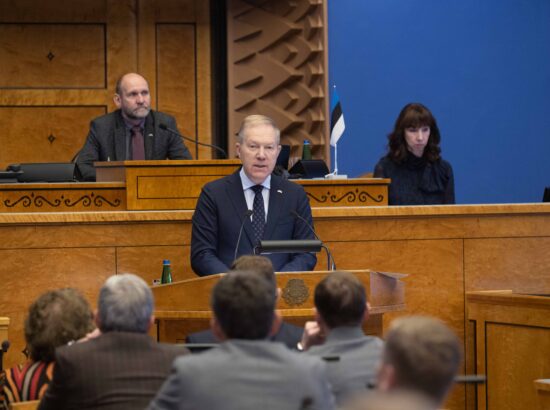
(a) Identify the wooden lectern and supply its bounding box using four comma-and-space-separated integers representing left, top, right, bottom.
151, 270, 405, 343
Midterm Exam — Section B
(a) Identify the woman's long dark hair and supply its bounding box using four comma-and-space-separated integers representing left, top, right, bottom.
387, 103, 442, 163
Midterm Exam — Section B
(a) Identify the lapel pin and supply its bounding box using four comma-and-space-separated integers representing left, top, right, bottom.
277, 190, 283, 194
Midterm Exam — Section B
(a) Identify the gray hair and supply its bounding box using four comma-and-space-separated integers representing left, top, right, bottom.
237, 114, 280, 144
98, 273, 154, 334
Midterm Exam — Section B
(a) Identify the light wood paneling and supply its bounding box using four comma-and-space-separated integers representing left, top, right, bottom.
465, 237, 550, 293
468, 291, 550, 410
116, 245, 193, 284
0, 24, 106, 89
157, 24, 197, 144
0, 1, 106, 21
0, 106, 106, 168
0, 247, 115, 366
0, 0, 211, 167
487, 324, 550, 410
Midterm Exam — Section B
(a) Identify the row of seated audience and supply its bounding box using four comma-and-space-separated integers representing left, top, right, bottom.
1, 256, 461, 409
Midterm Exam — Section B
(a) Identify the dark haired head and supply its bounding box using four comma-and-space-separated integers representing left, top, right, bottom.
212, 270, 276, 340
314, 271, 366, 329
231, 255, 276, 293
387, 103, 441, 163
25, 288, 94, 362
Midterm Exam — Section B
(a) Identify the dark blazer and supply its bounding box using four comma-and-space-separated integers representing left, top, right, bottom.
76, 109, 192, 181
148, 339, 335, 410
191, 171, 317, 276
185, 321, 304, 349
37, 332, 188, 410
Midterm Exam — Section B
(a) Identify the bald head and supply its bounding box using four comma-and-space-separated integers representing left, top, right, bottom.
114, 73, 151, 122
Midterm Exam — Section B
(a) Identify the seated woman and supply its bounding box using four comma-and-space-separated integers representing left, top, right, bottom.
0, 288, 93, 409
374, 103, 455, 205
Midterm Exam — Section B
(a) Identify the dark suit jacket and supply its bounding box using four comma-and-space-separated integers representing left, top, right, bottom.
76, 109, 192, 181
190, 171, 317, 276
185, 321, 303, 349
37, 332, 188, 410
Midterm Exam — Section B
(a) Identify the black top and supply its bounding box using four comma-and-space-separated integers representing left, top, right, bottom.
374, 153, 455, 205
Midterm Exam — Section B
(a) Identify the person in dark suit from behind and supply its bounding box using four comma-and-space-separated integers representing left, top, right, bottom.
38, 273, 188, 410
76, 72, 192, 181
376, 315, 462, 407
148, 270, 335, 410
191, 114, 317, 276
185, 255, 303, 349
300, 271, 384, 406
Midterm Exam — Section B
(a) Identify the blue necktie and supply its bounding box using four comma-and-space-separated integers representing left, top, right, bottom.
251, 185, 265, 243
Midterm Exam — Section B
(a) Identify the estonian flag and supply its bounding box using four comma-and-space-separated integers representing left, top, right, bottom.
330, 87, 345, 147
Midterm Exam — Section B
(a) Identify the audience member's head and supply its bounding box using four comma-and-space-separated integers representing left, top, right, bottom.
97, 273, 154, 334
378, 315, 462, 404
314, 271, 367, 329
25, 288, 93, 362
344, 390, 438, 410
231, 255, 276, 293
211, 270, 278, 340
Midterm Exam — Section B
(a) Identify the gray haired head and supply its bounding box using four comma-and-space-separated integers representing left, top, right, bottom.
236, 114, 281, 144
97, 273, 154, 334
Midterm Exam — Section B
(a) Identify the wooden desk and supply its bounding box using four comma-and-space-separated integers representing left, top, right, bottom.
0, 161, 389, 212
467, 291, 550, 410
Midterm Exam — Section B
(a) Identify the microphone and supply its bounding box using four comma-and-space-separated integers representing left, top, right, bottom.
159, 123, 227, 159
290, 210, 336, 270
234, 209, 254, 263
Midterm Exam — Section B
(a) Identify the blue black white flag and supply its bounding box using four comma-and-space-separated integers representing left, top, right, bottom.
330, 87, 345, 147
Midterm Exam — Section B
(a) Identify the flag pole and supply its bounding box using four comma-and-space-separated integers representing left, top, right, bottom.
333, 142, 339, 175
327, 85, 347, 179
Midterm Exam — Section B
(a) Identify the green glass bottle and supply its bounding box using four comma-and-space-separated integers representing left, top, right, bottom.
161, 259, 172, 284
302, 139, 312, 160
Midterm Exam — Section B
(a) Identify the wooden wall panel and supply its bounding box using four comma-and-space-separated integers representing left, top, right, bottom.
0, 24, 106, 88
486, 323, 550, 410
0, 247, 115, 367
156, 24, 198, 155
0, 106, 106, 167
138, 0, 212, 159
116, 244, 193, 284
464, 237, 550, 294
0, 0, 211, 167
0, 0, 106, 22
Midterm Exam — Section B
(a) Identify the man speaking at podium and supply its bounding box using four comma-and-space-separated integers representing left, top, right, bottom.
191, 115, 317, 276
76, 73, 192, 181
